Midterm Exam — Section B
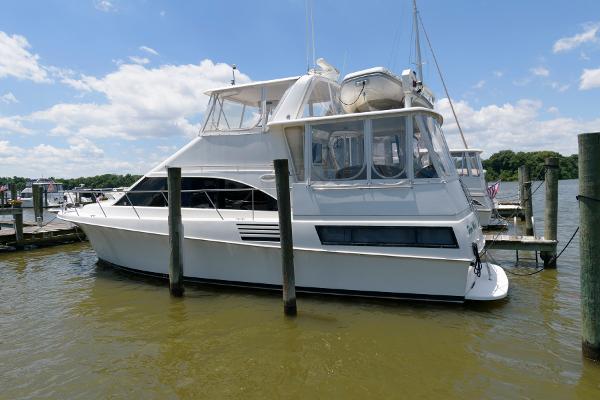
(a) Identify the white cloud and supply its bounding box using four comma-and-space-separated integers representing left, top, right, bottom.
1, 92, 18, 104
553, 23, 599, 53
139, 46, 159, 56
160, 10, 166, 17
128, 56, 150, 65
24, 59, 250, 141
550, 82, 569, 92
547, 106, 559, 114
0, 137, 141, 177
493, 70, 503, 78
0, 116, 31, 135
94, 0, 116, 12
0, 31, 49, 83
580, 67, 600, 90
530, 66, 550, 77
437, 98, 600, 155
472, 80, 485, 89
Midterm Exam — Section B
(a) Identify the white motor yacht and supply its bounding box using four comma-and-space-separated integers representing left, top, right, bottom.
450, 149, 496, 227
59, 60, 508, 302
20, 179, 65, 208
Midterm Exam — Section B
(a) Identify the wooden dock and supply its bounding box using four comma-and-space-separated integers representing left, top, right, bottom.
0, 207, 86, 251
495, 201, 524, 219
484, 234, 557, 252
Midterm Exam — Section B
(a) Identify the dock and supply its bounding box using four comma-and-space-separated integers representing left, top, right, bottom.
0, 207, 86, 251
495, 201, 524, 219
484, 234, 557, 252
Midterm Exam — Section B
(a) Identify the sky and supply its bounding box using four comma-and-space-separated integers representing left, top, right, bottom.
1, 0, 599, 178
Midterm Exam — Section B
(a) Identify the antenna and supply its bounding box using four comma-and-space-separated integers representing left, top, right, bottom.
413, 0, 423, 83
305, 0, 316, 72
231, 64, 237, 85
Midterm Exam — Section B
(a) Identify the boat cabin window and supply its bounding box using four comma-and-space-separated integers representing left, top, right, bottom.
310, 120, 366, 181
286, 112, 451, 184
451, 152, 482, 177
116, 177, 277, 210
315, 225, 458, 248
284, 126, 305, 181
466, 153, 482, 176
412, 117, 438, 179
301, 79, 342, 118
371, 117, 407, 179
452, 153, 469, 177
413, 115, 454, 179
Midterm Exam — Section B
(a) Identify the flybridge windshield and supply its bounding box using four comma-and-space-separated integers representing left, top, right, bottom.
203, 94, 266, 131
202, 78, 299, 133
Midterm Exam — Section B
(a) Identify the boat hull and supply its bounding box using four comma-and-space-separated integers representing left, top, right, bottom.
66, 217, 507, 302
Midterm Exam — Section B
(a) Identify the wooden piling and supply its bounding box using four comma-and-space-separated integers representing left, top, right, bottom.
9, 183, 17, 202
274, 159, 297, 316
32, 184, 43, 225
518, 167, 525, 221
541, 157, 559, 268
43, 187, 48, 207
13, 203, 24, 250
519, 165, 534, 235
579, 132, 600, 361
167, 167, 184, 297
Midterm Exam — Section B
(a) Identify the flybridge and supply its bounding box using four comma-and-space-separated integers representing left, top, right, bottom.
200, 62, 437, 136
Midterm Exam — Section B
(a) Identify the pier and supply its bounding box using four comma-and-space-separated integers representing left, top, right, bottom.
0, 206, 85, 251
483, 158, 559, 268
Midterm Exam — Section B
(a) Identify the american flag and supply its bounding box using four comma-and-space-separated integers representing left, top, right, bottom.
487, 181, 500, 199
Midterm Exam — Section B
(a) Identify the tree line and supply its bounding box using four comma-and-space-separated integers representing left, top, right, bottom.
482, 150, 578, 182
0, 174, 142, 192
0, 151, 579, 191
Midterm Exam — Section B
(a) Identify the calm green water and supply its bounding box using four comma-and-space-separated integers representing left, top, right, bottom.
1, 179, 599, 399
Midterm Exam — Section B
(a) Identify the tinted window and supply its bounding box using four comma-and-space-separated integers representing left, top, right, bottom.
116, 177, 277, 211
315, 226, 457, 248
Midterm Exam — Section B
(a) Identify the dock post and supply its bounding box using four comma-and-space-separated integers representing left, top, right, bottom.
13, 203, 24, 250
579, 132, 600, 361
519, 165, 534, 235
167, 167, 184, 297
541, 157, 559, 268
32, 184, 43, 226
43, 187, 48, 208
518, 167, 525, 221
9, 183, 17, 202
274, 159, 297, 317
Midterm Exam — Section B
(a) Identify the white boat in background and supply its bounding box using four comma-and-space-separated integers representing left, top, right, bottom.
20, 179, 65, 208
450, 149, 495, 227
58, 1, 508, 302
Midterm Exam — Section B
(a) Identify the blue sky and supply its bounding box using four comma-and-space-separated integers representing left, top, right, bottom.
1, 0, 599, 177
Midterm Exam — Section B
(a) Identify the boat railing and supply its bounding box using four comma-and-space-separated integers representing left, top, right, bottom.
62, 187, 265, 221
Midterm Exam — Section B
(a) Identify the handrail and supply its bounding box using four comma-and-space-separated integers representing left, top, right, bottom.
63, 187, 269, 222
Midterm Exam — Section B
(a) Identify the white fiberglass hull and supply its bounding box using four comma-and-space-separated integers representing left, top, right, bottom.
63, 212, 507, 302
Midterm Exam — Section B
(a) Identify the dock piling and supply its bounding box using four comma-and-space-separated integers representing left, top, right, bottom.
274, 159, 297, 317
167, 167, 184, 297
519, 165, 534, 235
579, 132, 600, 361
541, 158, 559, 268
9, 183, 17, 202
13, 203, 23, 250
32, 184, 43, 226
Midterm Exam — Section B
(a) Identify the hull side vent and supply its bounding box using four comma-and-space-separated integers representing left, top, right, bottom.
236, 223, 280, 242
